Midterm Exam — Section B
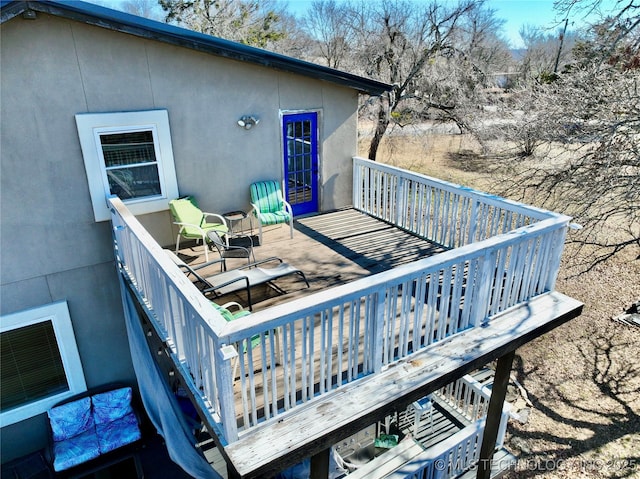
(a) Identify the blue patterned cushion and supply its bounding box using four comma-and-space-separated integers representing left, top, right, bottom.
95, 412, 141, 454
92, 387, 133, 424
48, 397, 94, 441
52, 428, 100, 471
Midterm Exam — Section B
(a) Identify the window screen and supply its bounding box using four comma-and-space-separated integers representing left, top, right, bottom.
100, 130, 162, 200
1, 321, 69, 411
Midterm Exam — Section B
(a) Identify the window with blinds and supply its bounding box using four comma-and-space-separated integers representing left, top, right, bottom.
100, 130, 162, 200
75, 110, 179, 222
1, 321, 69, 411
0, 302, 86, 427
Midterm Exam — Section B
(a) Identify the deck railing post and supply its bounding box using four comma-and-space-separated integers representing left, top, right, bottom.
468, 200, 479, 245
543, 224, 568, 293
470, 249, 497, 327
216, 344, 239, 443
395, 176, 404, 226
371, 289, 386, 374
353, 158, 362, 211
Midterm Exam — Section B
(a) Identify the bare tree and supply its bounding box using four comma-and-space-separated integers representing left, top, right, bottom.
478, 4, 640, 271
517, 24, 579, 81
120, 0, 162, 20
456, 2, 511, 75
555, 0, 640, 52
301, 0, 355, 69
444, 3, 514, 130
268, 12, 314, 57
345, 0, 484, 161
472, 85, 548, 157
159, 0, 287, 47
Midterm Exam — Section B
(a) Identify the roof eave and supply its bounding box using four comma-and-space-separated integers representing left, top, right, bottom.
1, 0, 391, 96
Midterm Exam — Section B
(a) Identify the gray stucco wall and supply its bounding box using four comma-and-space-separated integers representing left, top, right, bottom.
0, 12, 359, 462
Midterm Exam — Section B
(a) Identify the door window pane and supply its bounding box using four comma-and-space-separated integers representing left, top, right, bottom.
283, 112, 318, 214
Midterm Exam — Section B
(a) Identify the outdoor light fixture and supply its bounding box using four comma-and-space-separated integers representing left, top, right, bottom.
237, 115, 260, 130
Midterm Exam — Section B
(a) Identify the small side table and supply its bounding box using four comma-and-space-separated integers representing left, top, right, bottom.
223, 210, 252, 236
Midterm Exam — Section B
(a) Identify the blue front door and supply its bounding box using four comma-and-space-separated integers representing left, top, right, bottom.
283, 112, 318, 216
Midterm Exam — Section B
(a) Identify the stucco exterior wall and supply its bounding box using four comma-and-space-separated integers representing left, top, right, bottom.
0, 12, 359, 462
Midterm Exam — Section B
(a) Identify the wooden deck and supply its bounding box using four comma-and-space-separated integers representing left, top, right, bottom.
200, 369, 500, 479
176, 210, 450, 477
168, 208, 582, 478
177, 208, 447, 426
110, 161, 582, 479
170, 209, 582, 478
221, 290, 581, 477
176, 208, 446, 310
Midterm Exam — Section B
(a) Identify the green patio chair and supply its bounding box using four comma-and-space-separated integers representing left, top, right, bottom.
169, 196, 229, 262
211, 301, 278, 379
211, 301, 252, 322
250, 180, 293, 244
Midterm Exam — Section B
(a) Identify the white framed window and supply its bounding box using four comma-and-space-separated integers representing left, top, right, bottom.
76, 109, 179, 221
0, 301, 86, 427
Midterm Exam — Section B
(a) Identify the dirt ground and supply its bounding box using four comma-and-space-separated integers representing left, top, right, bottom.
359, 131, 640, 479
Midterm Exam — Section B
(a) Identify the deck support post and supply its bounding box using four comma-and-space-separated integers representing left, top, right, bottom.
476, 349, 515, 479
310, 448, 330, 479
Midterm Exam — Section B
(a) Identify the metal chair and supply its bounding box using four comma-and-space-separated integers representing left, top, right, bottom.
207, 230, 255, 270
165, 250, 309, 310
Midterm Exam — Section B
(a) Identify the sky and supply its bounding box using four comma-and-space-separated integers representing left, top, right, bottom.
478, 0, 618, 48
284, 0, 620, 48
482, 0, 576, 47
92, 0, 620, 49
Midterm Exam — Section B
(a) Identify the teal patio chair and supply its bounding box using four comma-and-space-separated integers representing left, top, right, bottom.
169, 196, 229, 262
250, 180, 293, 244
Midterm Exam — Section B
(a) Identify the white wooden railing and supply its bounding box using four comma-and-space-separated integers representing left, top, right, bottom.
405, 420, 487, 479
350, 375, 510, 478
346, 420, 487, 479
353, 157, 554, 249
110, 198, 239, 442
434, 374, 510, 448
110, 158, 570, 445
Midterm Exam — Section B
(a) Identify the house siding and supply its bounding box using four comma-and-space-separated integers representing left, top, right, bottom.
0, 11, 359, 462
